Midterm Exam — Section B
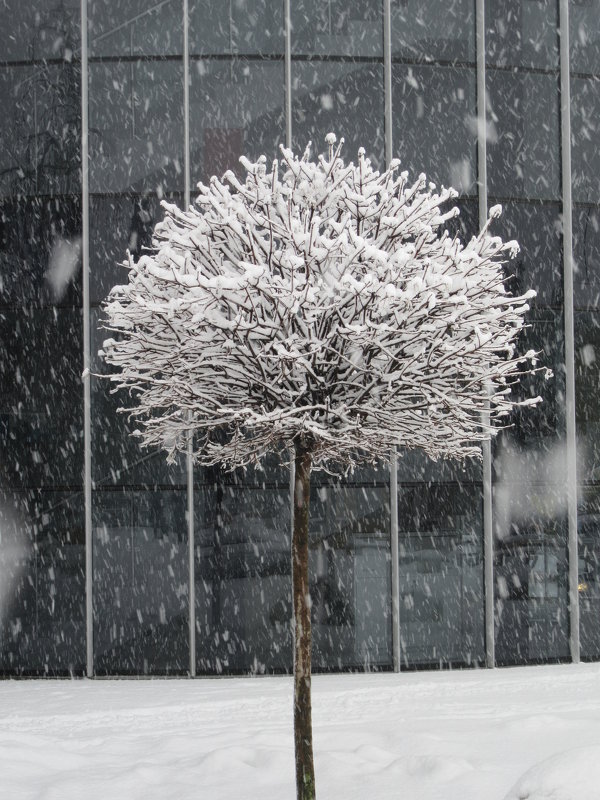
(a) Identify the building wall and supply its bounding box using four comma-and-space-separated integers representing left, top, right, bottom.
0, 0, 598, 676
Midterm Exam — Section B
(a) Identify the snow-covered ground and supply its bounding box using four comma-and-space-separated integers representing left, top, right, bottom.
1, 662, 599, 800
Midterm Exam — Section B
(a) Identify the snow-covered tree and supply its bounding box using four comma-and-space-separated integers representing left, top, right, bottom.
101, 134, 545, 800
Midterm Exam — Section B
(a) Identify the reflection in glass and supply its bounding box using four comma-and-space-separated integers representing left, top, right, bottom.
486, 71, 560, 201
398, 482, 484, 667
392, 65, 476, 194
292, 62, 384, 168
391, 0, 474, 62
195, 467, 292, 674
494, 509, 568, 664
93, 489, 188, 675
0, 23, 85, 673
195, 467, 391, 673
190, 59, 284, 186
0, 492, 85, 675
310, 480, 391, 671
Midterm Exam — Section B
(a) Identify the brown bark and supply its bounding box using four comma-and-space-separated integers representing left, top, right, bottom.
292, 441, 316, 800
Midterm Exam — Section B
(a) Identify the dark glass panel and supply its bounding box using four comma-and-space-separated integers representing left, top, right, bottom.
578, 487, 600, 659
571, 77, 600, 205
0, 25, 84, 675
89, 0, 183, 58
190, 58, 285, 186
0, 490, 85, 675
89, 192, 181, 306
493, 307, 569, 664
195, 464, 292, 674
292, 0, 382, 57
486, 0, 559, 69
486, 70, 560, 201
575, 310, 600, 482
292, 62, 384, 169
310, 480, 391, 671
573, 204, 600, 309
397, 482, 484, 667
89, 59, 184, 195
0, 308, 83, 489
570, 0, 600, 74
493, 507, 568, 663
0, 62, 81, 198
195, 465, 391, 674
487, 201, 563, 308
190, 0, 284, 56
392, 65, 476, 195
93, 488, 188, 675
0, 1, 80, 64
391, 0, 474, 62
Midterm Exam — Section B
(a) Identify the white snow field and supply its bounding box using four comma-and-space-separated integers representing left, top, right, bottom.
1, 662, 600, 800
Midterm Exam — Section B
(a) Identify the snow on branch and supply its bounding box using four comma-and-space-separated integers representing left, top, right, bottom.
101, 134, 547, 469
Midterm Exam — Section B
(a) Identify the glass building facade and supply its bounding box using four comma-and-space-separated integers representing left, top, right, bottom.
0, 0, 598, 676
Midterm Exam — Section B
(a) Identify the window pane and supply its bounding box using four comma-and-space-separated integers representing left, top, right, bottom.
89, 60, 184, 196
391, 0, 474, 62
292, 0, 382, 58
392, 65, 477, 195
195, 465, 292, 674
493, 310, 569, 664
190, 59, 285, 187
398, 482, 484, 667
0, 2, 80, 63
489, 201, 563, 308
0, 48, 84, 675
486, 71, 560, 201
0, 491, 85, 675
93, 488, 188, 675
571, 77, 600, 205
486, 0, 559, 69
292, 62, 384, 168
89, 0, 182, 58
570, 0, 600, 74
573, 204, 600, 309
310, 479, 391, 671
190, 0, 284, 56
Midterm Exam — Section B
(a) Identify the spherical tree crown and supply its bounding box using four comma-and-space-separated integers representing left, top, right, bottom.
102, 135, 544, 469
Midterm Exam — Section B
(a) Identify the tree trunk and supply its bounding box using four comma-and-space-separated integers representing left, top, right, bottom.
292, 442, 316, 800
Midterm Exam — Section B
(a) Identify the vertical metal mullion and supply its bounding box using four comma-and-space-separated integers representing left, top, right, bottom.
284, 0, 292, 149
476, 0, 494, 668
383, 0, 399, 672
81, 0, 93, 678
183, 0, 196, 678
559, 0, 580, 664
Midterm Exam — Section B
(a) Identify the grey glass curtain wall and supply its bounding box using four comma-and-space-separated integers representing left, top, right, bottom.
0, 0, 594, 675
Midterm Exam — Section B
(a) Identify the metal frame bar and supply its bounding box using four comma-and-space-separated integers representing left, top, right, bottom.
382, 0, 400, 672
183, 0, 196, 678
81, 0, 93, 678
475, 0, 495, 669
284, 0, 292, 149
559, 0, 580, 664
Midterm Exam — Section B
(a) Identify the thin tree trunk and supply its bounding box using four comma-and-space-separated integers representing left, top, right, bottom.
292, 442, 316, 800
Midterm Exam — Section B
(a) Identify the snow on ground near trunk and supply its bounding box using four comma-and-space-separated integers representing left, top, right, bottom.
1, 662, 599, 800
